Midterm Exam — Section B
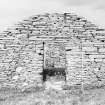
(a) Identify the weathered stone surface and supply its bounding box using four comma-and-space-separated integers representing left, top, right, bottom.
0, 13, 105, 89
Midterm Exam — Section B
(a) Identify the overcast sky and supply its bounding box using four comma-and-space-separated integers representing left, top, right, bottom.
0, 0, 105, 32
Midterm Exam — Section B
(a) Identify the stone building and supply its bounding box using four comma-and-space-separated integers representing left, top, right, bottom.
0, 13, 105, 90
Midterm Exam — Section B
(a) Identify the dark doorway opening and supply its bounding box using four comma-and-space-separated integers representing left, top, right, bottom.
42, 68, 66, 82
42, 42, 66, 83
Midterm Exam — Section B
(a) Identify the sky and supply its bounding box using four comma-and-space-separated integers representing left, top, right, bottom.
0, 0, 105, 32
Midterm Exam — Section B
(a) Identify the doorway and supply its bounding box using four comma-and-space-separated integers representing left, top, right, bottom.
42, 42, 66, 83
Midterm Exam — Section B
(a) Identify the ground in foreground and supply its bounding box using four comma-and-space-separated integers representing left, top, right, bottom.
0, 86, 105, 105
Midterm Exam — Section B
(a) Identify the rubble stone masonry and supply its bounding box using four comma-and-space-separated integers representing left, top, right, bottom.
0, 13, 105, 89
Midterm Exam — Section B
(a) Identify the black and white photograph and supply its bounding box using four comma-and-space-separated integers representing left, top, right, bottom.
0, 0, 105, 105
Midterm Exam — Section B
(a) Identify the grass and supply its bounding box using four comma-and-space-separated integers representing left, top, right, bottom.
0, 85, 105, 105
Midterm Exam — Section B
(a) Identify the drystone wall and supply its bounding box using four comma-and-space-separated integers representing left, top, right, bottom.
0, 13, 105, 89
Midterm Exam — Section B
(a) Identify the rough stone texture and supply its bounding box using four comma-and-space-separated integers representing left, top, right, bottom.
0, 13, 105, 89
